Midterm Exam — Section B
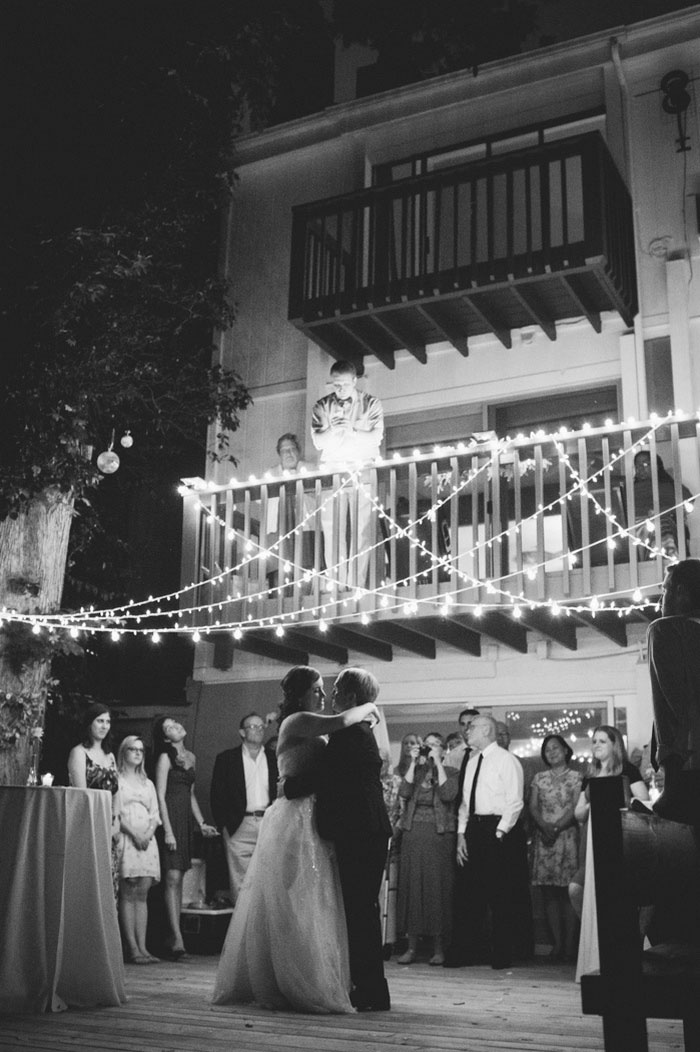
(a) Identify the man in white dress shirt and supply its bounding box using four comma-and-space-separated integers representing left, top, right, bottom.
445, 714, 525, 970
210, 713, 278, 904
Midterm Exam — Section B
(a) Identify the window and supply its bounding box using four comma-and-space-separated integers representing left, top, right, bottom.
373, 109, 606, 186
644, 336, 674, 417
490, 386, 620, 439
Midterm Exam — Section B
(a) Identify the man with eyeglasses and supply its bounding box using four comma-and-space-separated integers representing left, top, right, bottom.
311, 360, 384, 590
210, 712, 278, 904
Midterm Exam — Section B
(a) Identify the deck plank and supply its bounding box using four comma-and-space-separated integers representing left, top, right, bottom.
0, 958, 686, 1052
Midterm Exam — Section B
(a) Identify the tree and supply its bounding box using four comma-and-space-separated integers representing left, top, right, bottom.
1, 0, 331, 783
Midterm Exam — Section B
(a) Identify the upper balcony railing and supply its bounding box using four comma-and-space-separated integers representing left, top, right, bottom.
288, 132, 637, 367
181, 415, 698, 660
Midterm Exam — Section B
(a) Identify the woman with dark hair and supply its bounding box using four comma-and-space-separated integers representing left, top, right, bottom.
395, 732, 458, 966
116, 736, 161, 963
529, 734, 582, 960
153, 716, 217, 959
213, 665, 380, 1013
68, 702, 121, 897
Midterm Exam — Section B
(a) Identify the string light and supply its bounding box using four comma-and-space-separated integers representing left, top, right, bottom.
2, 413, 693, 640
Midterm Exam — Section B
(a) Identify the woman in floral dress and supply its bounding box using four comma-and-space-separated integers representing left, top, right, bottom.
529, 734, 582, 960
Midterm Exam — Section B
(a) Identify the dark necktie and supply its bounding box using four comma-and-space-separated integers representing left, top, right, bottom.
468, 752, 483, 816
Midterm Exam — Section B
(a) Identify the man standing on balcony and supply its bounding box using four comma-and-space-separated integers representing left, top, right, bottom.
311, 360, 384, 590
648, 557, 700, 825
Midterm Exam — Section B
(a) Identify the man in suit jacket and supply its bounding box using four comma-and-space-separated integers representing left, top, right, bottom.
315, 667, 392, 1011
210, 712, 278, 903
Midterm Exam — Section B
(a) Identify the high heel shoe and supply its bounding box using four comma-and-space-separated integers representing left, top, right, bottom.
396, 949, 416, 964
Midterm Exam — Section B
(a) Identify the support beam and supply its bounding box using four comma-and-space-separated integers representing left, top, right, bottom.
305, 324, 363, 371
508, 284, 556, 341
397, 616, 481, 657
517, 609, 577, 651
452, 612, 528, 653
354, 622, 436, 659
285, 628, 349, 665
461, 293, 512, 349
233, 631, 308, 666
562, 274, 602, 333
325, 625, 393, 662
416, 303, 469, 356
570, 611, 628, 648
337, 320, 395, 370
372, 312, 427, 364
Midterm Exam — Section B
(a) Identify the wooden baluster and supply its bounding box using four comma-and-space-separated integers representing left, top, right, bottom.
534, 443, 546, 600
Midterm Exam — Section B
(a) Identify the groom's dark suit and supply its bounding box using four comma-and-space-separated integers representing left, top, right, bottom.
315, 722, 392, 1011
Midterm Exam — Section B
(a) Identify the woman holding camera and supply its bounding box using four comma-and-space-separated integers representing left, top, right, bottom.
395, 732, 458, 965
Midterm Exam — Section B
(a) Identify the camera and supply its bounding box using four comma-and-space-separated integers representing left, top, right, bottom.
418, 744, 432, 758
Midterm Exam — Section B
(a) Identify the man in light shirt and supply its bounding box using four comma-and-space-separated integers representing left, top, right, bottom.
210, 713, 279, 904
311, 360, 384, 590
445, 714, 525, 970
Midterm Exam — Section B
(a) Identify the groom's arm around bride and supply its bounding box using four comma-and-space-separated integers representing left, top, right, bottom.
314, 668, 392, 1012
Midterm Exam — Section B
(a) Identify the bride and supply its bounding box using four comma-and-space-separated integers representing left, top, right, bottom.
212, 665, 380, 1013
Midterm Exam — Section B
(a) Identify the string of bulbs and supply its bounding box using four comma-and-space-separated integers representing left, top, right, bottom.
2, 410, 697, 644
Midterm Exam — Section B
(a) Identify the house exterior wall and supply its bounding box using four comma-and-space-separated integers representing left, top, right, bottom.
185, 7, 700, 760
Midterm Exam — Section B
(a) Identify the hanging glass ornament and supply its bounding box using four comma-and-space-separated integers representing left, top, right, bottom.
120, 430, 133, 449
97, 430, 120, 474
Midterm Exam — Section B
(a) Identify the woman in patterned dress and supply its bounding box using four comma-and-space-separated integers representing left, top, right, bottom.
529, 734, 582, 960
116, 735, 161, 963
153, 716, 218, 959
68, 702, 121, 898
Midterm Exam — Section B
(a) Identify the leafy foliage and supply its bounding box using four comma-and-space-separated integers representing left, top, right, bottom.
4, 0, 331, 524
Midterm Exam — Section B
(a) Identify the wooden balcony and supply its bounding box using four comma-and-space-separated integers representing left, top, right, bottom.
288, 133, 637, 369
181, 416, 698, 667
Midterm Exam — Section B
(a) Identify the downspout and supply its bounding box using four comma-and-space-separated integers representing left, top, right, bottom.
610, 36, 648, 419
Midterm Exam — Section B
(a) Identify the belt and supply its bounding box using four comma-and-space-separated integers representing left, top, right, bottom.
245, 810, 267, 818
470, 813, 501, 823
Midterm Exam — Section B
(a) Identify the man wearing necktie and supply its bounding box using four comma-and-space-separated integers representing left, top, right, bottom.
311, 360, 384, 590
445, 714, 524, 970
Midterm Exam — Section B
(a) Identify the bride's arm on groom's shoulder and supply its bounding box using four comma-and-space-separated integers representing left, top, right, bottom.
284, 703, 379, 739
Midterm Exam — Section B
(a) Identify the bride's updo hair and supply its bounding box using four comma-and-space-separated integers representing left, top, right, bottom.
279, 665, 322, 723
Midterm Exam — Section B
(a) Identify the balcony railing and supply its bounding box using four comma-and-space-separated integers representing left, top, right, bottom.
181, 416, 698, 663
288, 133, 637, 367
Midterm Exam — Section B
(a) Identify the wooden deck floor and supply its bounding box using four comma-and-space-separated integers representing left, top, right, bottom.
0, 956, 684, 1052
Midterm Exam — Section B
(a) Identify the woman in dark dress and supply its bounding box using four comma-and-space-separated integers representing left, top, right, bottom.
153, 716, 217, 958
68, 702, 121, 898
395, 732, 458, 966
569, 724, 649, 917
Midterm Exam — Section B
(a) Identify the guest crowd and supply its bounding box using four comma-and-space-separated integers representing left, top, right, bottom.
67, 691, 651, 971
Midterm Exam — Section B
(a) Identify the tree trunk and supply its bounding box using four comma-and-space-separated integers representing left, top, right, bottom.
0, 491, 74, 785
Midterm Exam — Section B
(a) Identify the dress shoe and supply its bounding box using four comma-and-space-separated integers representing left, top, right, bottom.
442, 956, 466, 968
350, 990, 390, 1011
491, 960, 511, 970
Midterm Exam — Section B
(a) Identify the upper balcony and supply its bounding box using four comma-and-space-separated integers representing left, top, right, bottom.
180, 415, 698, 669
288, 132, 637, 369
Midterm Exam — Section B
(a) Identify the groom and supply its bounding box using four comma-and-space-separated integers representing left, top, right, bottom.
288, 666, 391, 1011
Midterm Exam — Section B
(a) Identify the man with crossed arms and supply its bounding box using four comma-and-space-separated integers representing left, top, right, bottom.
445, 714, 524, 970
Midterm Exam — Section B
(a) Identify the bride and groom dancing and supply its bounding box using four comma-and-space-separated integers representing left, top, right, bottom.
212, 665, 392, 1013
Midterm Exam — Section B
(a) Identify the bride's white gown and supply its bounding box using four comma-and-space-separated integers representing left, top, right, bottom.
212, 737, 353, 1013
